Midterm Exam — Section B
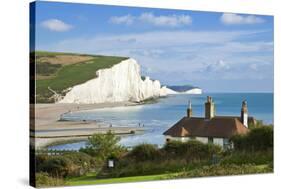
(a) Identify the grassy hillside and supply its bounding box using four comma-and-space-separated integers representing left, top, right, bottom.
34, 51, 128, 103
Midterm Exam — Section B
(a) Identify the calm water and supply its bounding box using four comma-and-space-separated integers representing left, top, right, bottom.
48, 93, 273, 150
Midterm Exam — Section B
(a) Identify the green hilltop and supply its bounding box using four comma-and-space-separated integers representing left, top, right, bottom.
34, 51, 128, 103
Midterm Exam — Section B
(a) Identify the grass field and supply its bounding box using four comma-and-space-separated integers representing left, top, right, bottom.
65, 164, 272, 186
66, 172, 176, 186
34, 51, 128, 103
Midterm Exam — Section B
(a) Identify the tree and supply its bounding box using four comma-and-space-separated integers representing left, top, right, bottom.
80, 131, 124, 160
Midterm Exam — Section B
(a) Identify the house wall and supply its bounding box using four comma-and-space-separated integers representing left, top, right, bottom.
165, 136, 227, 148
196, 137, 209, 143
165, 136, 209, 144
213, 138, 224, 146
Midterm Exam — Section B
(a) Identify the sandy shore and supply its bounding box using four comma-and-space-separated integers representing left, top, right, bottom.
32, 102, 144, 149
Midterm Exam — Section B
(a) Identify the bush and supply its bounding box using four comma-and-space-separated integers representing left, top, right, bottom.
231, 126, 273, 151
62, 152, 95, 174
36, 152, 95, 178
80, 131, 126, 161
38, 156, 72, 178
128, 144, 162, 161
103, 158, 201, 178
100, 141, 222, 178
36, 172, 65, 187
163, 140, 221, 161
35, 155, 49, 172
166, 164, 273, 179
221, 150, 273, 165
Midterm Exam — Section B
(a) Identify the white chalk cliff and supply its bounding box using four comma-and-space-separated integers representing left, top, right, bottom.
183, 88, 202, 94
58, 58, 170, 104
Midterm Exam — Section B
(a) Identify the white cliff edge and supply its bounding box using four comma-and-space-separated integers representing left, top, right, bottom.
165, 87, 202, 95
183, 88, 202, 94
58, 58, 170, 104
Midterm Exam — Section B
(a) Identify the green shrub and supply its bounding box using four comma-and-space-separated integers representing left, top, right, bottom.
36, 172, 65, 187
163, 140, 185, 155
35, 155, 49, 172
80, 131, 125, 161
39, 156, 72, 178
101, 140, 222, 178
62, 152, 95, 174
63, 152, 93, 166
166, 164, 273, 179
104, 158, 200, 178
231, 126, 273, 151
128, 144, 162, 161
36, 152, 95, 178
221, 150, 273, 165
163, 140, 221, 161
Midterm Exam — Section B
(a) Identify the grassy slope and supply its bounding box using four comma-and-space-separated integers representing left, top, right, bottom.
35, 51, 128, 103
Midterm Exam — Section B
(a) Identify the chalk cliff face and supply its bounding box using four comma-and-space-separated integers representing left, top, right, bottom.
58, 58, 169, 104
184, 88, 202, 94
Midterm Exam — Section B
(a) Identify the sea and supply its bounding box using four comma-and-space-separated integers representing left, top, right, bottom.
48, 93, 273, 151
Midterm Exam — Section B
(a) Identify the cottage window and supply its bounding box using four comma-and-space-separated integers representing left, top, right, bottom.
223, 138, 232, 150
108, 159, 114, 168
208, 137, 213, 144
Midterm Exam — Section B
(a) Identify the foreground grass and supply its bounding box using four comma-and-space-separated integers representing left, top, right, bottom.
66, 164, 272, 186
66, 172, 175, 186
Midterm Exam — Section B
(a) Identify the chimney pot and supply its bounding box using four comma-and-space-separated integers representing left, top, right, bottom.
241, 100, 248, 127
187, 100, 192, 118
205, 96, 215, 119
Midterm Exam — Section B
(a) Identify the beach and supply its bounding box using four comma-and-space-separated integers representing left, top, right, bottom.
32, 102, 144, 149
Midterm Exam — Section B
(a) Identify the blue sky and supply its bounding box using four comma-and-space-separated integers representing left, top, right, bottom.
34, 1, 274, 92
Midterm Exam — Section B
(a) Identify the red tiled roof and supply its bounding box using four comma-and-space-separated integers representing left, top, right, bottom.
163, 116, 250, 138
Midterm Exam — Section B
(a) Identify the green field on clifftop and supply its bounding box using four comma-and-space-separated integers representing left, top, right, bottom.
34, 51, 128, 103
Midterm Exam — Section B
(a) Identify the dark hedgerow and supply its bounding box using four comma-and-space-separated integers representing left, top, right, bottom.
128, 144, 162, 161
36, 152, 95, 178
163, 140, 222, 161
231, 126, 273, 151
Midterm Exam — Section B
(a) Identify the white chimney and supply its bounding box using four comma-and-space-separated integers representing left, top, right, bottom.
241, 100, 248, 128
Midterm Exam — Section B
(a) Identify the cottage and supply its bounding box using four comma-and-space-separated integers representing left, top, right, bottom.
163, 96, 256, 149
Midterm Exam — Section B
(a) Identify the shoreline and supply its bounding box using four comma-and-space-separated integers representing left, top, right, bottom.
33, 102, 144, 149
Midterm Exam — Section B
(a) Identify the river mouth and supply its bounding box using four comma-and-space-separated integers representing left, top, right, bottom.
47, 93, 273, 151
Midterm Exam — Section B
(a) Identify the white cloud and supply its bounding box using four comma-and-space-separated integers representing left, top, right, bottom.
220, 13, 265, 25
109, 15, 134, 25
48, 30, 261, 53
206, 60, 230, 73
41, 19, 73, 32
109, 12, 192, 27
250, 64, 258, 71
139, 12, 192, 27
39, 29, 273, 87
